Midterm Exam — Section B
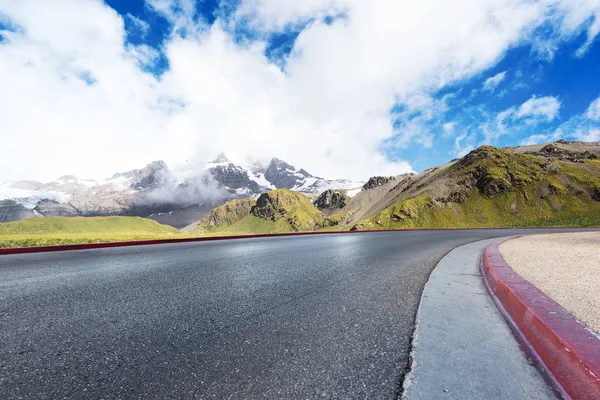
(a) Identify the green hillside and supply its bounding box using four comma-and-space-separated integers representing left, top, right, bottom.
351, 146, 600, 230
194, 189, 325, 234
194, 198, 256, 232
0, 216, 181, 247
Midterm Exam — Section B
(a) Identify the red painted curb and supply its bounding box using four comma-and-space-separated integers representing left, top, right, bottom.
481, 238, 600, 400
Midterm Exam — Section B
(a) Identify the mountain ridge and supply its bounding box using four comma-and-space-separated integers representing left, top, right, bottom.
186, 140, 600, 234
0, 155, 363, 228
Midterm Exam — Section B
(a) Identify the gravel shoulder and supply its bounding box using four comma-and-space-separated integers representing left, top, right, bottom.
499, 232, 600, 333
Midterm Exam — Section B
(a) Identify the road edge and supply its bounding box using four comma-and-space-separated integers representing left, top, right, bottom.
1, 227, 593, 255
481, 237, 600, 400
0, 229, 454, 255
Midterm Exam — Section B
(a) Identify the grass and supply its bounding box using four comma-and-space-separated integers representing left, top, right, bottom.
194, 198, 256, 232
352, 185, 600, 230
204, 215, 294, 234
196, 189, 325, 234
0, 216, 182, 248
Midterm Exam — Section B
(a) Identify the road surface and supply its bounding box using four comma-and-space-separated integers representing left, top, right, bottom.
0, 229, 590, 399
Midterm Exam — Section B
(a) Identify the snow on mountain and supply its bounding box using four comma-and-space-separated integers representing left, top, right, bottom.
1, 155, 363, 226
0, 181, 72, 209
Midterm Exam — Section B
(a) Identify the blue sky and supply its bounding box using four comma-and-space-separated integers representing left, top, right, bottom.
1, 0, 600, 181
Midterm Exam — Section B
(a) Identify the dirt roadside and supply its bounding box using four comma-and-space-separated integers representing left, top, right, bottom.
499, 232, 600, 333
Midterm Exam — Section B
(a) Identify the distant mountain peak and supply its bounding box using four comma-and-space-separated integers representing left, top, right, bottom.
268, 157, 295, 171
210, 153, 230, 164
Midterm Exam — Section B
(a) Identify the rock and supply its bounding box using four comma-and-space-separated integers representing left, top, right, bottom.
446, 189, 470, 203
251, 191, 285, 221
363, 176, 396, 190
34, 200, 80, 217
477, 176, 512, 197
535, 144, 599, 163
542, 162, 560, 174
314, 189, 349, 211
0, 200, 38, 222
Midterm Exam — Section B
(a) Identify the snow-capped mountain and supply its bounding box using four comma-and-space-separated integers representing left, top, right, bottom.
0, 155, 363, 227
206, 154, 362, 195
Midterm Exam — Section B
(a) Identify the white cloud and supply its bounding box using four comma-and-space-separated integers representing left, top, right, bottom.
1, 0, 600, 182
126, 13, 150, 36
442, 122, 455, 137
515, 95, 561, 122
454, 132, 475, 157
574, 128, 600, 141
586, 96, 600, 120
146, 0, 202, 33
483, 95, 561, 143
519, 130, 562, 145
520, 94, 600, 145
482, 71, 507, 92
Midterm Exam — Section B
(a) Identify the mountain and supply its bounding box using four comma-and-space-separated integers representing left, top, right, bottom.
205, 154, 362, 195
346, 141, 600, 230
185, 140, 600, 234
0, 155, 362, 228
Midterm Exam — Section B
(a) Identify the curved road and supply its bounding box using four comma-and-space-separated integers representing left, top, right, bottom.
0, 229, 588, 399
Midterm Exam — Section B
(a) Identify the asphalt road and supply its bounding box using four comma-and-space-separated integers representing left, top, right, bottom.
0, 229, 591, 399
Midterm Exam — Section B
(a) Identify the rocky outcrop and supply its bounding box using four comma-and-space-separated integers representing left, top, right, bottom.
251, 191, 286, 221
314, 189, 349, 211
0, 200, 38, 222
34, 200, 80, 217
532, 143, 599, 163
249, 189, 324, 231
363, 176, 395, 190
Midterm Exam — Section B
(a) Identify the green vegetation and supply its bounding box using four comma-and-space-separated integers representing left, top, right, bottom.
352, 146, 600, 230
352, 189, 600, 230
322, 210, 348, 228
200, 214, 295, 234
450, 145, 550, 195
0, 216, 181, 248
194, 198, 256, 232
195, 189, 325, 234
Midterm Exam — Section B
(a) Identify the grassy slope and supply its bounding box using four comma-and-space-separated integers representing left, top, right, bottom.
194, 198, 256, 232
203, 214, 294, 234
195, 189, 324, 234
0, 216, 181, 247
257, 189, 324, 232
352, 146, 600, 230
